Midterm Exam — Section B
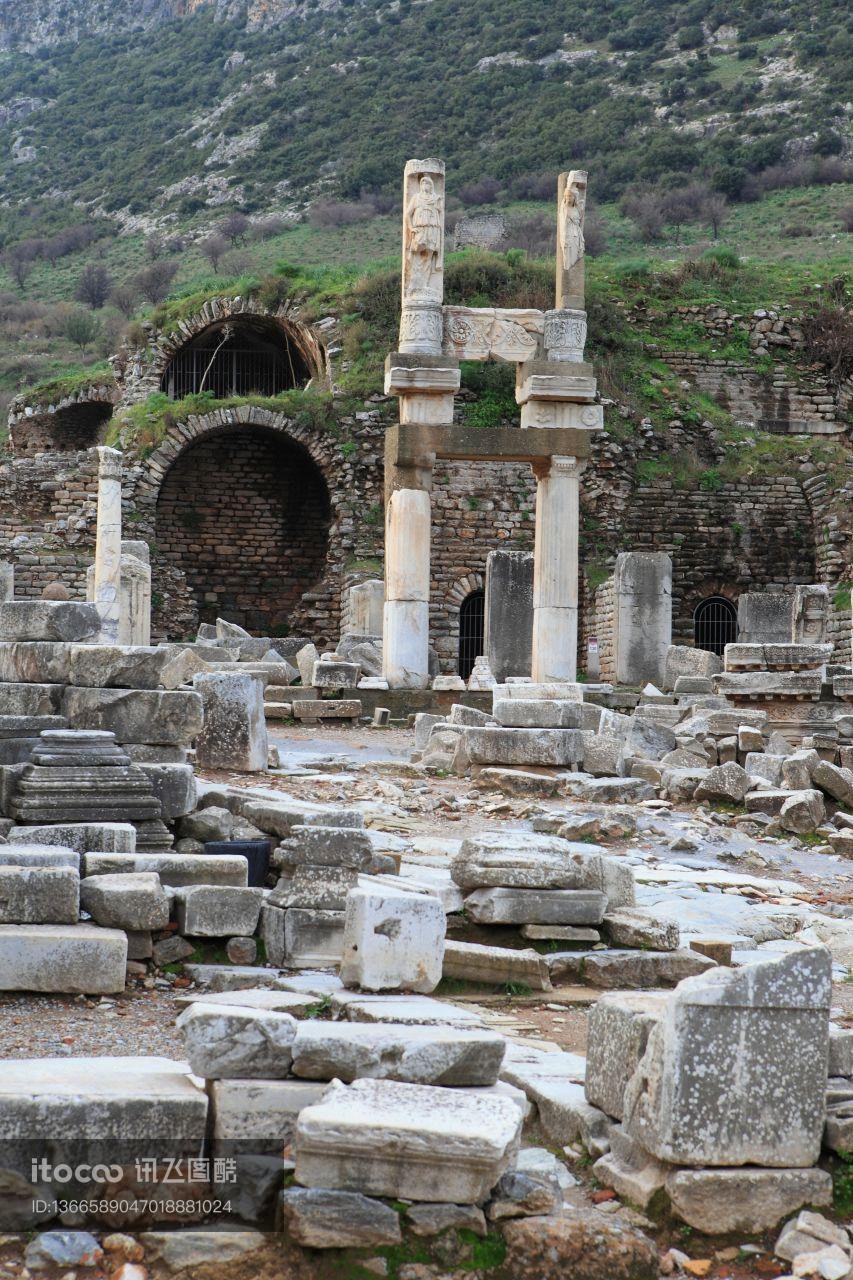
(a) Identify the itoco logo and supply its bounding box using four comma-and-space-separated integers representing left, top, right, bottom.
31, 1159, 123, 1184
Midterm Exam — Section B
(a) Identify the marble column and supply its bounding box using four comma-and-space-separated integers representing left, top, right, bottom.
92, 446, 123, 643
382, 487, 431, 688
399, 158, 445, 357
0, 563, 13, 602
531, 454, 585, 682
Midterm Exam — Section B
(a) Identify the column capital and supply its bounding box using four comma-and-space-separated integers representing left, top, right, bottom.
532, 453, 588, 481
96, 445, 123, 481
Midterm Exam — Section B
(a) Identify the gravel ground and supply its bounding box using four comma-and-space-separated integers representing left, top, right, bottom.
0, 989, 185, 1059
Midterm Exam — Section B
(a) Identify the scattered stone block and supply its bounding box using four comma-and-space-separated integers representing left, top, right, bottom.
313, 659, 361, 689
775, 1210, 852, 1263
664, 646, 722, 690
0, 866, 79, 924
443, 940, 551, 990
812, 761, 853, 806
450, 833, 605, 891
407, 1202, 487, 1237
210, 1078, 326, 1156
694, 761, 749, 804
666, 1167, 832, 1233
0, 923, 127, 992
177, 1003, 298, 1079
340, 885, 445, 993
604, 910, 679, 952
0, 601, 100, 642
463, 726, 584, 767
464, 887, 606, 926
624, 947, 831, 1167
283, 907, 345, 967
175, 886, 263, 937
501, 1207, 659, 1280
673, 676, 713, 695
492, 699, 583, 729
84, 852, 248, 887
582, 732, 626, 777
295, 1078, 522, 1203
779, 790, 826, 834
279, 1187, 402, 1248
592, 1125, 670, 1210
0, 843, 79, 870
193, 672, 268, 772
585, 991, 669, 1126
291, 1021, 506, 1085
136, 763, 197, 821
521, 924, 600, 943
80, 872, 169, 931
283, 824, 375, 871
549, 948, 712, 989
60, 687, 203, 745
625, 717, 678, 761
744, 752, 784, 787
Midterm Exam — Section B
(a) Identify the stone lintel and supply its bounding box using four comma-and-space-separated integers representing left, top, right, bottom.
516, 364, 597, 404
384, 353, 461, 396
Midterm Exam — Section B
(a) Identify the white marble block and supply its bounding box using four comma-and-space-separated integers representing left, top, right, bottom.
340, 885, 445, 994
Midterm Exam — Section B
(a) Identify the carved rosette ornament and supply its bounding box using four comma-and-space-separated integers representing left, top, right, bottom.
544, 308, 588, 362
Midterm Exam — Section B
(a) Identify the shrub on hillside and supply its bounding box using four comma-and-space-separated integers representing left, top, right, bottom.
308, 199, 375, 228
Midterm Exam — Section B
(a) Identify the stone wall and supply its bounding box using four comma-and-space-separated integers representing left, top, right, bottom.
590, 577, 616, 680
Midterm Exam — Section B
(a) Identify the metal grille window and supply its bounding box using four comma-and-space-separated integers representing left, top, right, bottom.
693, 595, 738, 655
160, 319, 312, 400
458, 590, 485, 680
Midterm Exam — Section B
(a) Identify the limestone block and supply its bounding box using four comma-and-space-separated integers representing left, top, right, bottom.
464, 887, 606, 926
270, 865, 358, 911
548, 947, 713, 989
693, 761, 750, 803
737, 592, 795, 643
663, 646, 722, 691
443, 940, 551, 990
0, 683, 64, 716
764, 642, 833, 669
812, 761, 853, 806
744, 752, 784, 786
448, 705, 495, 727
0, 923, 127, 993
464, 726, 583, 767
673, 676, 713, 695
60, 687, 203, 746
604, 909, 679, 951
414, 713, 445, 750
450, 833, 605, 892
625, 716, 677, 761
613, 553, 672, 688
829, 1028, 853, 1076
294, 1077, 522, 1203
292, 698, 361, 722
176, 1003, 298, 1079
782, 750, 821, 791
175, 886, 263, 937
716, 671, 822, 699
80, 872, 169, 931
623, 947, 831, 1167
210, 1079, 327, 1156
193, 673, 267, 772
779, 790, 826, 834
341, 885, 445, 993
0, 643, 76, 685
345, 581, 385, 638
66, 645, 172, 690
0, 866, 79, 924
0, 601, 100, 643
383, 600, 430, 689
312, 660, 361, 689
137, 763, 197, 821
582, 732, 626, 777
283, 825, 375, 871
585, 991, 668, 1120
592, 1127, 670, 1211
666, 1168, 832, 1234
83, 853, 248, 888
492, 698, 583, 729
775, 1210, 851, 1263
285, 907, 345, 967
291, 1021, 506, 1086
485, 550, 533, 684
0, 843, 79, 871
491, 682, 584, 702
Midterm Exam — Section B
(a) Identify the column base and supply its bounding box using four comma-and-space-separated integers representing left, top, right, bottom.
382, 600, 431, 689
532, 605, 578, 683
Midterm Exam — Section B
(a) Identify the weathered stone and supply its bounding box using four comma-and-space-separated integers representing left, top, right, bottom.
291, 1021, 506, 1085
604, 910, 679, 952
828, 1028, 853, 1077
24, 1230, 103, 1269
664, 646, 722, 690
693, 761, 750, 804
175, 886, 263, 937
193, 672, 268, 772
176, 1003, 298, 1078
612, 552, 672, 688
779, 790, 826, 834
60, 687, 203, 745
592, 1125, 670, 1210
450, 833, 605, 892
0, 843, 79, 870
280, 906, 345, 967
443, 940, 551, 990
0, 866, 79, 924
812, 761, 853, 806
340, 885, 445, 993
406, 1202, 487, 1237
673, 676, 713, 695
521, 924, 600, 943
138, 1232, 266, 1269
279, 1187, 401, 1248
0, 923, 127, 992
737, 592, 795, 644
744, 752, 784, 786
666, 1167, 832, 1233
585, 992, 668, 1120
783, 750, 821, 791
775, 1210, 852, 1263
624, 947, 831, 1167
464, 887, 607, 926
501, 1209, 658, 1280
295, 1077, 522, 1203
293, 698, 361, 723
492, 698, 583, 728
582, 732, 626, 777
270, 864, 358, 911
549, 948, 712, 990
84, 852, 248, 887
463, 726, 584, 767
716, 671, 823, 699
0, 601, 100, 642
136, 763, 197, 821
565, 775, 655, 803
65, 645, 172, 690
0, 683, 63, 716
626, 717, 677, 761
282, 824, 375, 870
210, 1078, 327, 1155
80, 872, 169, 931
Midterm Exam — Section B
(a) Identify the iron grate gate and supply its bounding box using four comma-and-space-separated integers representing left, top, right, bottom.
458, 590, 485, 681
163, 347, 296, 400
693, 595, 738, 656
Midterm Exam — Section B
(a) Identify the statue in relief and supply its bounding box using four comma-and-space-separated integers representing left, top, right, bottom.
559, 172, 587, 273
405, 174, 443, 297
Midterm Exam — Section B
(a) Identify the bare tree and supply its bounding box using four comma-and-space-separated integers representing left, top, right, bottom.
5, 242, 38, 290
134, 259, 179, 304
200, 233, 228, 272
621, 188, 667, 241
220, 210, 250, 246
145, 233, 165, 261
109, 280, 139, 318
702, 192, 729, 239
75, 262, 113, 310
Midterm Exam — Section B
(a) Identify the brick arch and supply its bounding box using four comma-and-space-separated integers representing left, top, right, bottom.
445, 571, 485, 614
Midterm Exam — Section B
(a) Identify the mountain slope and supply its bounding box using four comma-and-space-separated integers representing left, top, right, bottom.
0, 0, 850, 234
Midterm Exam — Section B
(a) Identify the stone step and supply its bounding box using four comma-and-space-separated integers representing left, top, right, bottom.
0, 923, 127, 993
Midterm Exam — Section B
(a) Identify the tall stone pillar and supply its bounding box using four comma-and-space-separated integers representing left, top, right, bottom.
531, 455, 585, 682
382, 488, 431, 688
399, 158, 445, 357
92, 446, 123, 644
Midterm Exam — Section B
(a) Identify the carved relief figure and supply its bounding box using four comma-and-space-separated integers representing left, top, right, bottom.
559, 172, 587, 273
405, 174, 443, 297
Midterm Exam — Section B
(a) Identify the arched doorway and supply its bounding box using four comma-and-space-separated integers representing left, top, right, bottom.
458, 589, 485, 680
693, 595, 738, 655
155, 426, 331, 634
160, 315, 314, 400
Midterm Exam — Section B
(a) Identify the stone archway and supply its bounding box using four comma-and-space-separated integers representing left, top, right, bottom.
155, 424, 332, 634
160, 313, 317, 400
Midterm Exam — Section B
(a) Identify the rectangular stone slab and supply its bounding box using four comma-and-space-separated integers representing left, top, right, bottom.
9, 822, 136, 853
463, 887, 607, 925
83, 853, 248, 887
585, 991, 668, 1120
450, 833, 604, 891
0, 602, 100, 642
0, 866, 79, 924
442, 940, 551, 990
60, 687, 204, 745
291, 1022, 506, 1086
210, 1079, 328, 1156
0, 844, 79, 870
295, 1077, 522, 1202
623, 947, 831, 1167
463, 727, 584, 767
0, 923, 127, 993
175, 886, 263, 937
0, 683, 64, 715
